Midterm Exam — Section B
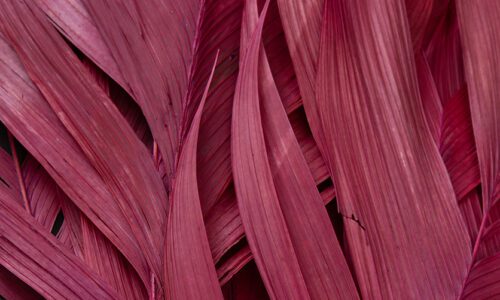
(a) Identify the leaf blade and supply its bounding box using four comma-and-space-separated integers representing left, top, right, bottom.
316, 0, 471, 298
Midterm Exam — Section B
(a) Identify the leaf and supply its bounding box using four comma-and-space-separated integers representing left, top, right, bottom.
231, 1, 310, 297
165, 52, 222, 299
22, 151, 146, 299
32, 0, 125, 89
0, 6, 154, 287
221, 262, 269, 300
262, 5, 302, 114
460, 253, 500, 300
217, 244, 252, 285
425, 2, 465, 104
189, 3, 333, 277
205, 184, 244, 264
202, 1, 334, 279
77, 0, 197, 188
0, 266, 42, 300
457, 0, 500, 217
195, 0, 243, 215
80, 217, 148, 300
0, 195, 117, 299
242, 0, 358, 297
416, 53, 443, 143
57, 194, 84, 257
417, 48, 482, 244
0, 147, 21, 204
455, 1, 500, 297
275, 0, 328, 158
439, 87, 480, 202
316, 0, 471, 298
22, 155, 63, 230
405, 0, 434, 50
0, 0, 169, 282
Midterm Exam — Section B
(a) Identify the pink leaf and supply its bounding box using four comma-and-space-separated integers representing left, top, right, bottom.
165, 52, 223, 299
316, 0, 471, 297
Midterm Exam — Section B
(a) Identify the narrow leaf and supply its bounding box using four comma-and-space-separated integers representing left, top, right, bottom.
231, 1, 310, 297
242, 0, 359, 297
165, 52, 222, 299
275, 0, 328, 157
